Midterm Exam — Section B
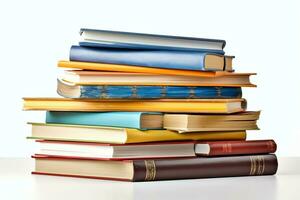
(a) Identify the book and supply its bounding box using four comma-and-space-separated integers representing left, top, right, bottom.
61, 70, 256, 87
35, 140, 196, 159
46, 111, 163, 130
57, 79, 242, 99
28, 123, 246, 144
58, 61, 220, 77
70, 45, 234, 71
163, 111, 260, 132
32, 154, 278, 181
79, 28, 226, 54
195, 140, 277, 156
23, 98, 247, 113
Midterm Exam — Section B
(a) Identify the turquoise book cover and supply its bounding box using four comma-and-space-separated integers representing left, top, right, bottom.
46, 111, 162, 130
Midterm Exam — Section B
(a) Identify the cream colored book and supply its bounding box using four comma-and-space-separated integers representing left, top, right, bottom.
59, 70, 256, 87
27, 123, 247, 144
164, 111, 260, 133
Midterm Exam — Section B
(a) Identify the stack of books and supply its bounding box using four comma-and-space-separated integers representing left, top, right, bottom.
23, 29, 278, 181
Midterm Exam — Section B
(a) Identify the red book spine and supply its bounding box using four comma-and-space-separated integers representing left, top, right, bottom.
203, 140, 277, 156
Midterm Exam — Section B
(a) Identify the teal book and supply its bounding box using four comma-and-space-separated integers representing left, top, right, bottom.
46, 112, 163, 130
57, 79, 242, 99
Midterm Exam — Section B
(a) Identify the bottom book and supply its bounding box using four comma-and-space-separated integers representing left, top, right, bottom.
32, 154, 278, 182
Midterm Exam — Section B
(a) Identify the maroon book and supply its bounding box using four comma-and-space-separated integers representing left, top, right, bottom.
32, 154, 278, 182
195, 140, 277, 156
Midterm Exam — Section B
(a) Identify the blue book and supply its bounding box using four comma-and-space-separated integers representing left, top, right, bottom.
46, 112, 163, 130
79, 28, 226, 54
57, 79, 242, 99
70, 46, 233, 71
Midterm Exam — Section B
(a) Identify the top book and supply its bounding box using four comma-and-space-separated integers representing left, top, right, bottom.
79, 28, 226, 54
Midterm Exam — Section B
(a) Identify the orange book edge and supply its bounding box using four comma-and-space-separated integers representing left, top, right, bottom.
58, 60, 223, 77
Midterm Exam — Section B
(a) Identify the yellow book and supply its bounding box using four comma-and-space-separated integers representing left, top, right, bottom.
23, 98, 246, 113
28, 123, 246, 144
58, 60, 220, 77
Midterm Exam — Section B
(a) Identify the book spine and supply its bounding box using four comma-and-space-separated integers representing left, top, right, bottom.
70, 45, 218, 71
79, 42, 226, 54
132, 154, 278, 181
76, 85, 242, 99
205, 140, 277, 156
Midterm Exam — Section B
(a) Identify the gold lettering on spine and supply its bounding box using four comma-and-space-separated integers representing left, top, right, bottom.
257, 156, 262, 175
261, 156, 265, 175
250, 156, 265, 175
222, 143, 232, 153
250, 156, 254, 175
144, 160, 156, 181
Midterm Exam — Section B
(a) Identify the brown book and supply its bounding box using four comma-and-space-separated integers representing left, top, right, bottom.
196, 140, 277, 156
32, 154, 278, 181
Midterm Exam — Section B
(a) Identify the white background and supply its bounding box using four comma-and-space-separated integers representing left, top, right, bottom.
0, 0, 299, 157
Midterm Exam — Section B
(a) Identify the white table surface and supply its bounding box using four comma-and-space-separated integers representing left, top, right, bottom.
1, 157, 299, 200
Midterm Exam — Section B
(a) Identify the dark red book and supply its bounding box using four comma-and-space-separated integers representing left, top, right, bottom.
195, 140, 277, 156
32, 154, 278, 182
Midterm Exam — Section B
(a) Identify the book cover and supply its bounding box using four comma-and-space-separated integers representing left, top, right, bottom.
23, 98, 247, 113
70, 45, 232, 71
196, 140, 277, 156
57, 79, 242, 99
79, 28, 226, 54
46, 111, 162, 130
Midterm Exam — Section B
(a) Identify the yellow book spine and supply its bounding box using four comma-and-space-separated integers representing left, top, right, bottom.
23, 100, 228, 113
125, 129, 246, 143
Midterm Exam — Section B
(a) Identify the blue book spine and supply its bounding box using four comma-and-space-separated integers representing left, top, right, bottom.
79, 42, 225, 54
70, 45, 223, 71
46, 112, 159, 129
58, 85, 242, 99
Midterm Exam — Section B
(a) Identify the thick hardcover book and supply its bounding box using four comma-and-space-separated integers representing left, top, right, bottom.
195, 140, 277, 156
32, 154, 278, 181
70, 46, 233, 71
79, 28, 226, 54
58, 61, 220, 77
57, 79, 242, 99
23, 98, 247, 113
46, 111, 163, 130
28, 122, 246, 144
61, 70, 256, 87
